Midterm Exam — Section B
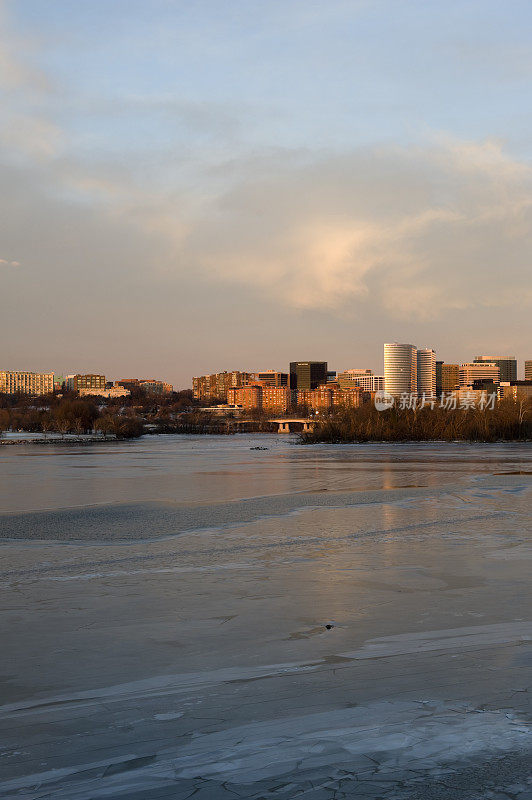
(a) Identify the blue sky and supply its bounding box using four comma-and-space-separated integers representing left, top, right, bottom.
1, 0, 531, 384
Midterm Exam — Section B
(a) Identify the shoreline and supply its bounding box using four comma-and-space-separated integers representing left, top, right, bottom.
0, 436, 118, 446
1, 432, 532, 447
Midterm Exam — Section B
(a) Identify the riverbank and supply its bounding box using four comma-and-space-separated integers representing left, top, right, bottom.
301, 403, 532, 443
0, 436, 117, 446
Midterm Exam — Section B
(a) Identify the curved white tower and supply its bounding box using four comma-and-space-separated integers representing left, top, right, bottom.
384, 343, 417, 397
416, 348, 436, 397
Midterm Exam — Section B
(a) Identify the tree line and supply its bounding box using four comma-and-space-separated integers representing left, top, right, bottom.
301, 399, 532, 443
0, 396, 145, 439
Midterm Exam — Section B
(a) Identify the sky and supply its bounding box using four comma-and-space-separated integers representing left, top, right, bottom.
1, 0, 531, 387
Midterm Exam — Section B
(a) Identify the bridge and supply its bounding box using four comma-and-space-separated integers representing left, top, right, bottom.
269, 418, 316, 433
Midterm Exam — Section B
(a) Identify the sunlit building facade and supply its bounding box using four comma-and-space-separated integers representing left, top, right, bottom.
416, 349, 436, 397
384, 343, 417, 397
0, 371, 55, 395
459, 362, 500, 388
337, 370, 384, 392
193, 371, 252, 402
66, 374, 106, 392
474, 356, 517, 383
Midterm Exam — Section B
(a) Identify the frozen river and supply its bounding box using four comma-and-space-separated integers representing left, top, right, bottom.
0, 434, 531, 799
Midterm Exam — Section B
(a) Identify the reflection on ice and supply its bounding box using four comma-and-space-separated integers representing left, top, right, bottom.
0, 436, 531, 799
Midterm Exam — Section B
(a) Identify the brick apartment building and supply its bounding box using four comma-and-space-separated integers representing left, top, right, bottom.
193, 371, 252, 402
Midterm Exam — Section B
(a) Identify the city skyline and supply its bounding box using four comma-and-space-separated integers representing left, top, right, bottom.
1, 1, 532, 385
1, 345, 531, 392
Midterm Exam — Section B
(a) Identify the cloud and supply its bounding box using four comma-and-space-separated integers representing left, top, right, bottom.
182, 139, 532, 318
0, 258, 19, 267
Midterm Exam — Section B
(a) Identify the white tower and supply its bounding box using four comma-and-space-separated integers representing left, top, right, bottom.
416, 348, 436, 398
384, 343, 417, 397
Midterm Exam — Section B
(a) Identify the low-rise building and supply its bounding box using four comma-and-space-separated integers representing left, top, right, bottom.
227, 384, 263, 411
337, 370, 384, 392
297, 383, 361, 411
117, 378, 172, 394
66, 374, 106, 392
138, 380, 173, 395
79, 386, 131, 399
499, 381, 532, 402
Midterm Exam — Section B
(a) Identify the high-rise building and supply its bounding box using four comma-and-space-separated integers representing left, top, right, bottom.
337, 370, 384, 392
459, 362, 500, 387
435, 361, 443, 396
525, 361, 532, 381
473, 356, 517, 382
0, 371, 55, 395
416, 349, 436, 397
384, 344, 417, 397
289, 361, 328, 391
440, 364, 460, 394
66, 374, 106, 392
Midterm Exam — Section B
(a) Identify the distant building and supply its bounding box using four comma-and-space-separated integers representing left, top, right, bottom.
261, 386, 292, 412
227, 384, 263, 411
66, 374, 106, 392
384, 343, 417, 397
473, 356, 517, 383
193, 371, 252, 402
117, 378, 141, 391
308, 385, 333, 411
416, 349, 436, 397
289, 361, 328, 391
436, 363, 460, 395
228, 383, 293, 413
459, 362, 500, 388
525, 361, 532, 381
329, 384, 361, 408
79, 386, 130, 399
337, 370, 384, 392
0, 371, 54, 395
297, 383, 361, 411
138, 380, 173, 395
252, 371, 288, 387
499, 381, 532, 401
117, 378, 172, 395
